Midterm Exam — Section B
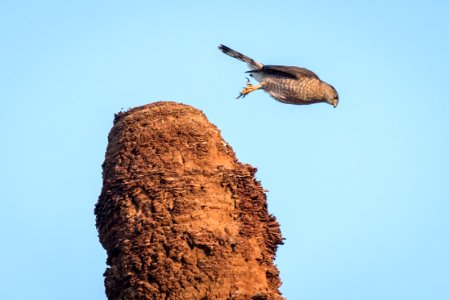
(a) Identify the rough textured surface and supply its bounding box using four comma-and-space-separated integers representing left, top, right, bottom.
95, 101, 284, 299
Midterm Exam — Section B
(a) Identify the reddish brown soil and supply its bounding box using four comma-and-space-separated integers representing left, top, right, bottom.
95, 101, 284, 299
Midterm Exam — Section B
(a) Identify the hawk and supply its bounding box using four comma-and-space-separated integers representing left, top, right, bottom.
218, 44, 339, 108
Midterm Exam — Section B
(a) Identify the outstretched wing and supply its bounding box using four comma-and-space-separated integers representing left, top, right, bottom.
218, 44, 264, 70
247, 65, 320, 79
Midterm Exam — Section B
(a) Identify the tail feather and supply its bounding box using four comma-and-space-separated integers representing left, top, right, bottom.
218, 44, 263, 70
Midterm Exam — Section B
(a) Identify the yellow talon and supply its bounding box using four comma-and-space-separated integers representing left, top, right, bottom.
236, 78, 263, 99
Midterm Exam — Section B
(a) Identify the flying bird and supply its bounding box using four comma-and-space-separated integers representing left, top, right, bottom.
218, 44, 339, 108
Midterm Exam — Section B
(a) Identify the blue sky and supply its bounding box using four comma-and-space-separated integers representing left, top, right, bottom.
1, 1, 448, 299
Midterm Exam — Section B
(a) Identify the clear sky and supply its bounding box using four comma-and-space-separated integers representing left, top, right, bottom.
1, 1, 448, 299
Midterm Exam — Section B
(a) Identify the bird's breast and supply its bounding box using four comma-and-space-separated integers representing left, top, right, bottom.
260, 76, 324, 104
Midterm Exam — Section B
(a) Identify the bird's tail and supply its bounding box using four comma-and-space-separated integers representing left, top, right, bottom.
218, 44, 263, 70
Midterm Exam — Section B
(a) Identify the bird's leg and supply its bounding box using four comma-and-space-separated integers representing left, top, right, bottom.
236, 77, 264, 99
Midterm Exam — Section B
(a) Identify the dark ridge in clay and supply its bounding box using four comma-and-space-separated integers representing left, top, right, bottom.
95, 101, 284, 299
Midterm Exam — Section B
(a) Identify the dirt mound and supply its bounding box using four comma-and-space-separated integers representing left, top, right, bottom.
95, 101, 284, 299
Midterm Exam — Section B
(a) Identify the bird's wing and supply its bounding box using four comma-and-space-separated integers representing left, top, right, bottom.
248, 65, 320, 79
218, 44, 264, 70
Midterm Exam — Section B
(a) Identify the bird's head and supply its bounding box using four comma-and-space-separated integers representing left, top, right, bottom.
324, 83, 339, 108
